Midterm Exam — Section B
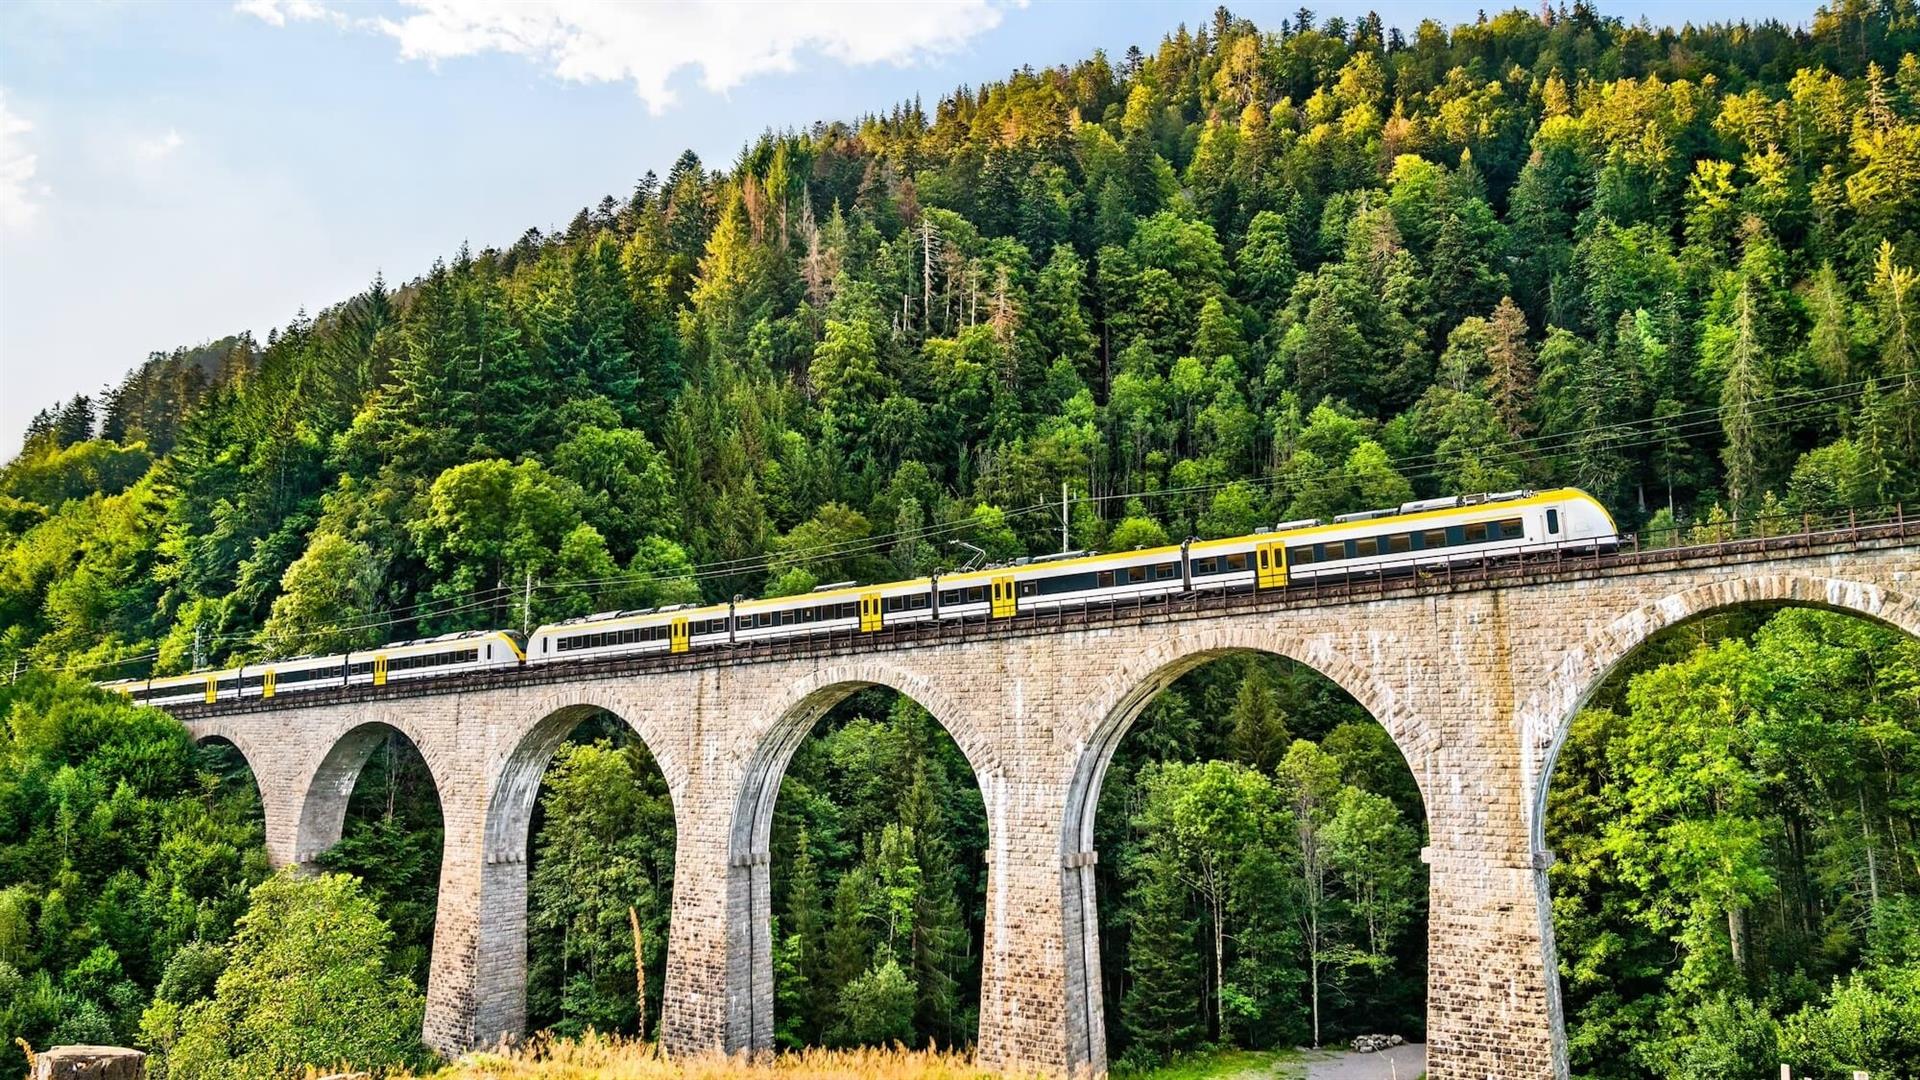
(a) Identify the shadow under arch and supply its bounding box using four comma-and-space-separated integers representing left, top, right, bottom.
468, 689, 682, 1048
724, 661, 1001, 1055
1523, 572, 1920, 1078
189, 731, 270, 839
1060, 627, 1421, 1074
295, 713, 450, 868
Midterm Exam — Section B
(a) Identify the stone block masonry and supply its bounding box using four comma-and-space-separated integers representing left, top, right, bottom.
176, 540, 1919, 1079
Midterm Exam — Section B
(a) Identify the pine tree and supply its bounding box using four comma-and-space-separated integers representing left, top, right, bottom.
1719, 283, 1775, 512
1483, 297, 1537, 436
53, 394, 96, 447
1227, 663, 1289, 771
781, 831, 829, 1045
1872, 240, 1920, 463
1120, 851, 1204, 1058
899, 766, 968, 1046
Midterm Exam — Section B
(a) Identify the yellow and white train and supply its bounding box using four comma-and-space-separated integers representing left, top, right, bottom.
104, 488, 1616, 705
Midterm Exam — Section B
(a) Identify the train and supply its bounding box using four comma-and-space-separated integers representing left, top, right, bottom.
101, 488, 1617, 707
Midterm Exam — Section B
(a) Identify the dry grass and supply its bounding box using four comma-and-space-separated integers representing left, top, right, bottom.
407, 1035, 1029, 1080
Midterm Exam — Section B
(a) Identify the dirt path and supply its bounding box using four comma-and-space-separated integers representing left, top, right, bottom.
1289, 1044, 1426, 1079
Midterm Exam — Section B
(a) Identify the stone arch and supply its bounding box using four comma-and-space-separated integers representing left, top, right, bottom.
485, 688, 683, 865
295, 712, 450, 867
1524, 574, 1920, 854
724, 659, 998, 1055
467, 688, 682, 1049
1059, 625, 1415, 1073
1522, 573, 1920, 1079
186, 725, 270, 787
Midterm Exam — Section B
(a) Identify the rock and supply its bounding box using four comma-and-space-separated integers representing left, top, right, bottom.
1388, 1034, 1405, 1046
1349, 1033, 1401, 1053
32, 1046, 146, 1080
313, 1074, 370, 1080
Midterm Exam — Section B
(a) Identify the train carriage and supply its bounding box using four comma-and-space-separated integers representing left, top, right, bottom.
104, 488, 1617, 693
527, 605, 717, 662
100, 629, 522, 706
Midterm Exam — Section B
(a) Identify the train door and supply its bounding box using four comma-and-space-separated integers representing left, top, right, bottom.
670, 617, 690, 654
373, 655, 388, 686
859, 593, 884, 632
1255, 541, 1288, 589
990, 575, 1018, 618
204, 675, 217, 703
262, 668, 277, 699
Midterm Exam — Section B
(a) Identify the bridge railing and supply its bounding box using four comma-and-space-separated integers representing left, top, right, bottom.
163, 503, 1915, 715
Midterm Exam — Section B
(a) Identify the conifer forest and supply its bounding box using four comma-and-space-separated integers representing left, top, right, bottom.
4, 3, 1920, 1076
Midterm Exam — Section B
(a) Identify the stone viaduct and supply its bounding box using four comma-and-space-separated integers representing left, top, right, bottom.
166, 528, 1919, 1079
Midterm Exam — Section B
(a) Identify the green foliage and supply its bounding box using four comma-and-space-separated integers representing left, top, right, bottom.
1102, 654, 1425, 1062
313, 732, 444, 988
1548, 608, 1920, 1078
772, 694, 984, 1050
526, 730, 674, 1038
156, 872, 426, 1080
835, 958, 918, 1047
0, 675, 266, 1072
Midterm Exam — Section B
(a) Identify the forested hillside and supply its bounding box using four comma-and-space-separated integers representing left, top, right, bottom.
5, 2, 1920, 1076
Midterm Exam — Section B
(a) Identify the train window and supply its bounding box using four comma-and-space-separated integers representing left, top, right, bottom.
1424, 529, 1447, 549
1042, 572, 1098, 595
911, 594, 928, 609
757, 613, 772, 627
1154, 563, 1177, 580
777, 610, 794, 625
1127, 565, 1147, 583
1465, 522, 1490, 543
1546, 509, 1560, 534
1286, 547, 1312, 566
1191, 557, 1214, 575
1355, 537, 1380, 558
1388, 534, 1412, 554
1497, 518, 1524, 540
969, 587, 987, 603
1018, 580, 1037, 597
939, 590, 960, 605
1225, 553, 1249, 571
1097, 570, 1116, 587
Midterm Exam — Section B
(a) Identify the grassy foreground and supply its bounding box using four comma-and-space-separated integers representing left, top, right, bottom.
402, 1038, 1297, 1080
409, 1039, 1009, 1080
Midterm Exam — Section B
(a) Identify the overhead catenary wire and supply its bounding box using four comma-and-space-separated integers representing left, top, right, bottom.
30, 377, 1884, 680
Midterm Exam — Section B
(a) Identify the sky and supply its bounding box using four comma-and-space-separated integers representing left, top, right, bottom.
0, 0, 1821, 455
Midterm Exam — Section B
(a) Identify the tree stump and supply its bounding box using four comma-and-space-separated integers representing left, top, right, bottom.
31, 1046, 146, 1080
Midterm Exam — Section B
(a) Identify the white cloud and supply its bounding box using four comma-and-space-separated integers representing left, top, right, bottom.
233, 0, 338, 28
135, 128, 186, 162
0, 90, 41, 231
250, 0, 1008, 114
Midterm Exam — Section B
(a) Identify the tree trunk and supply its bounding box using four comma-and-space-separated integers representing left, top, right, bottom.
1727, 904, 1747, 974
1309, 936, 1321, 1049
1860, 786, 1882, 912
1212, 892, 1226, 1043
630, 905, 647, 1040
